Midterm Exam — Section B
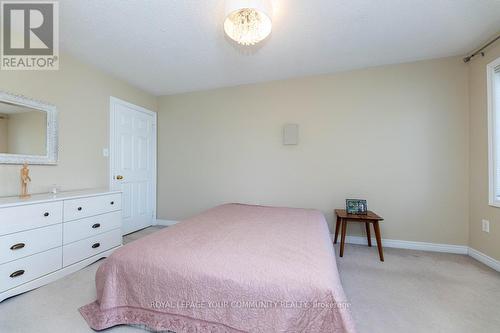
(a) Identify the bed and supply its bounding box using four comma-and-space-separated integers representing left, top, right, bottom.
80, 203, 356, 332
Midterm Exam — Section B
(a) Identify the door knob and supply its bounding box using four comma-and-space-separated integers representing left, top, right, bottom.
116, 175, 124, 180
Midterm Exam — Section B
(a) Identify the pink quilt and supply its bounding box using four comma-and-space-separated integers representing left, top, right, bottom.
80, 204, 356, 332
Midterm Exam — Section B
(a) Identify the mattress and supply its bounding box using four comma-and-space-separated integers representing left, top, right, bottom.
80, 203, 356, 332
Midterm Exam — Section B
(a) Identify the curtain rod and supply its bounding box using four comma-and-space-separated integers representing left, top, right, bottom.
463, 34, 500, 63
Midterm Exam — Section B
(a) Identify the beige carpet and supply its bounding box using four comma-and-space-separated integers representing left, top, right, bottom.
0, 227, 499, 333
335, 243, 500, 332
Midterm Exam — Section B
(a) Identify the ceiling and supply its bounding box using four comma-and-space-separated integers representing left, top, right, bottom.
59, 0, 500, 96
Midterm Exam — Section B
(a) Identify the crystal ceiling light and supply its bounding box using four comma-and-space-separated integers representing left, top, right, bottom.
224, 0, 273, 46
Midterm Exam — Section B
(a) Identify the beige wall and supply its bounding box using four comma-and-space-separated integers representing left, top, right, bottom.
2, 48, 491, 254
6, 111, 47, 155
0, 53, 157, 197
469, 43, 500, 261
158, 57, 470, 245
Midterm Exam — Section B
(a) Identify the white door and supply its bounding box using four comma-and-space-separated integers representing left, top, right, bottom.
110, 97, 156, 235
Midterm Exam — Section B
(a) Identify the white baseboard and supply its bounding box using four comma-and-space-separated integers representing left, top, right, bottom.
339, 235, 469, 255
332, 234, 499, 272
155, 219, 179, 226
468, 247, 500, 272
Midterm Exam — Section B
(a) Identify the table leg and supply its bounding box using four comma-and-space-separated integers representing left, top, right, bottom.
374, 221, 384, 262
365, 222, 372, 247
334, 215, 341, 244
340, 220, 347, 257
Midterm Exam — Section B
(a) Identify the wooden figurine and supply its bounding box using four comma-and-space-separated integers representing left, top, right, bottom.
20, 163, 31, 198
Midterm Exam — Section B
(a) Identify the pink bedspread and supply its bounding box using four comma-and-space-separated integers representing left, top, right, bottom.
80, 204, 356, 332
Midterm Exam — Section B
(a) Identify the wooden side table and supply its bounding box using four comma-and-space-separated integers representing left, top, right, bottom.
334, 209, 385, 261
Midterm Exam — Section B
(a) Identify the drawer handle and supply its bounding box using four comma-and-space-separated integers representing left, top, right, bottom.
92, 223, 101, 229
10, 243, 25, 250
10, 270, 25, 278
77, 207, 82, 211
44, 212, 50, 217
92, 243, 100, 249
110, 201, 114, 205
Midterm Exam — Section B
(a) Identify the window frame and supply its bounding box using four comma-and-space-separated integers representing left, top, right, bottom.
487, 57, 500, 207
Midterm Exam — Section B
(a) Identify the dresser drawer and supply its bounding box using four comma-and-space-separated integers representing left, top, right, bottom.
0, 202, 63, 236
0, 224, 62, 265
0, 247, 62, 293
63, 211, 121, 244
63, 193, 121, 222
63, 228, 122, 267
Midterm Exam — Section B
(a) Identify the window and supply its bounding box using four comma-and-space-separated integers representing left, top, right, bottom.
488, 57, 500, 207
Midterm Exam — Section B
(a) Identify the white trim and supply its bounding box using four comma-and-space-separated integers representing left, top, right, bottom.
339, 235, 469, 254
0, 246, 120, 303
487, 56, 500, 207
333, 234, 499, 272
109, 97, 158, 227
109, 102, 116, 189
468, 247, 500, 272
155, 219, 179, 226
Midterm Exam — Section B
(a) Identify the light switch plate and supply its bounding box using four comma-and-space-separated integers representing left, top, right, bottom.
482, 219, 490, 233
283, 124, 299, 145
102, 148, 109, 157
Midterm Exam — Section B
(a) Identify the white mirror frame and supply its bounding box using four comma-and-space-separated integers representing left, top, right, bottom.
0, 91, 58, 165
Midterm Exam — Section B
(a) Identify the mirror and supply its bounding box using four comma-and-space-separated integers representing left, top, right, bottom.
0, 91, 58, 165
0, 104, 47, 155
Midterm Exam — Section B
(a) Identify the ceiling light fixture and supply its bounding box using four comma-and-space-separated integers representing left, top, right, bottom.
224, 0, 273, 46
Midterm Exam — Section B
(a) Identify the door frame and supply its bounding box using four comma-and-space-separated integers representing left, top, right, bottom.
109, 96, 157, 224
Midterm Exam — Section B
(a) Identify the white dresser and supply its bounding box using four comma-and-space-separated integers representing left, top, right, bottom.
0, 189, 122, 302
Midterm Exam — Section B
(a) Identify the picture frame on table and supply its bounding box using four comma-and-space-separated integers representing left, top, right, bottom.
345, 199, 367, 215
